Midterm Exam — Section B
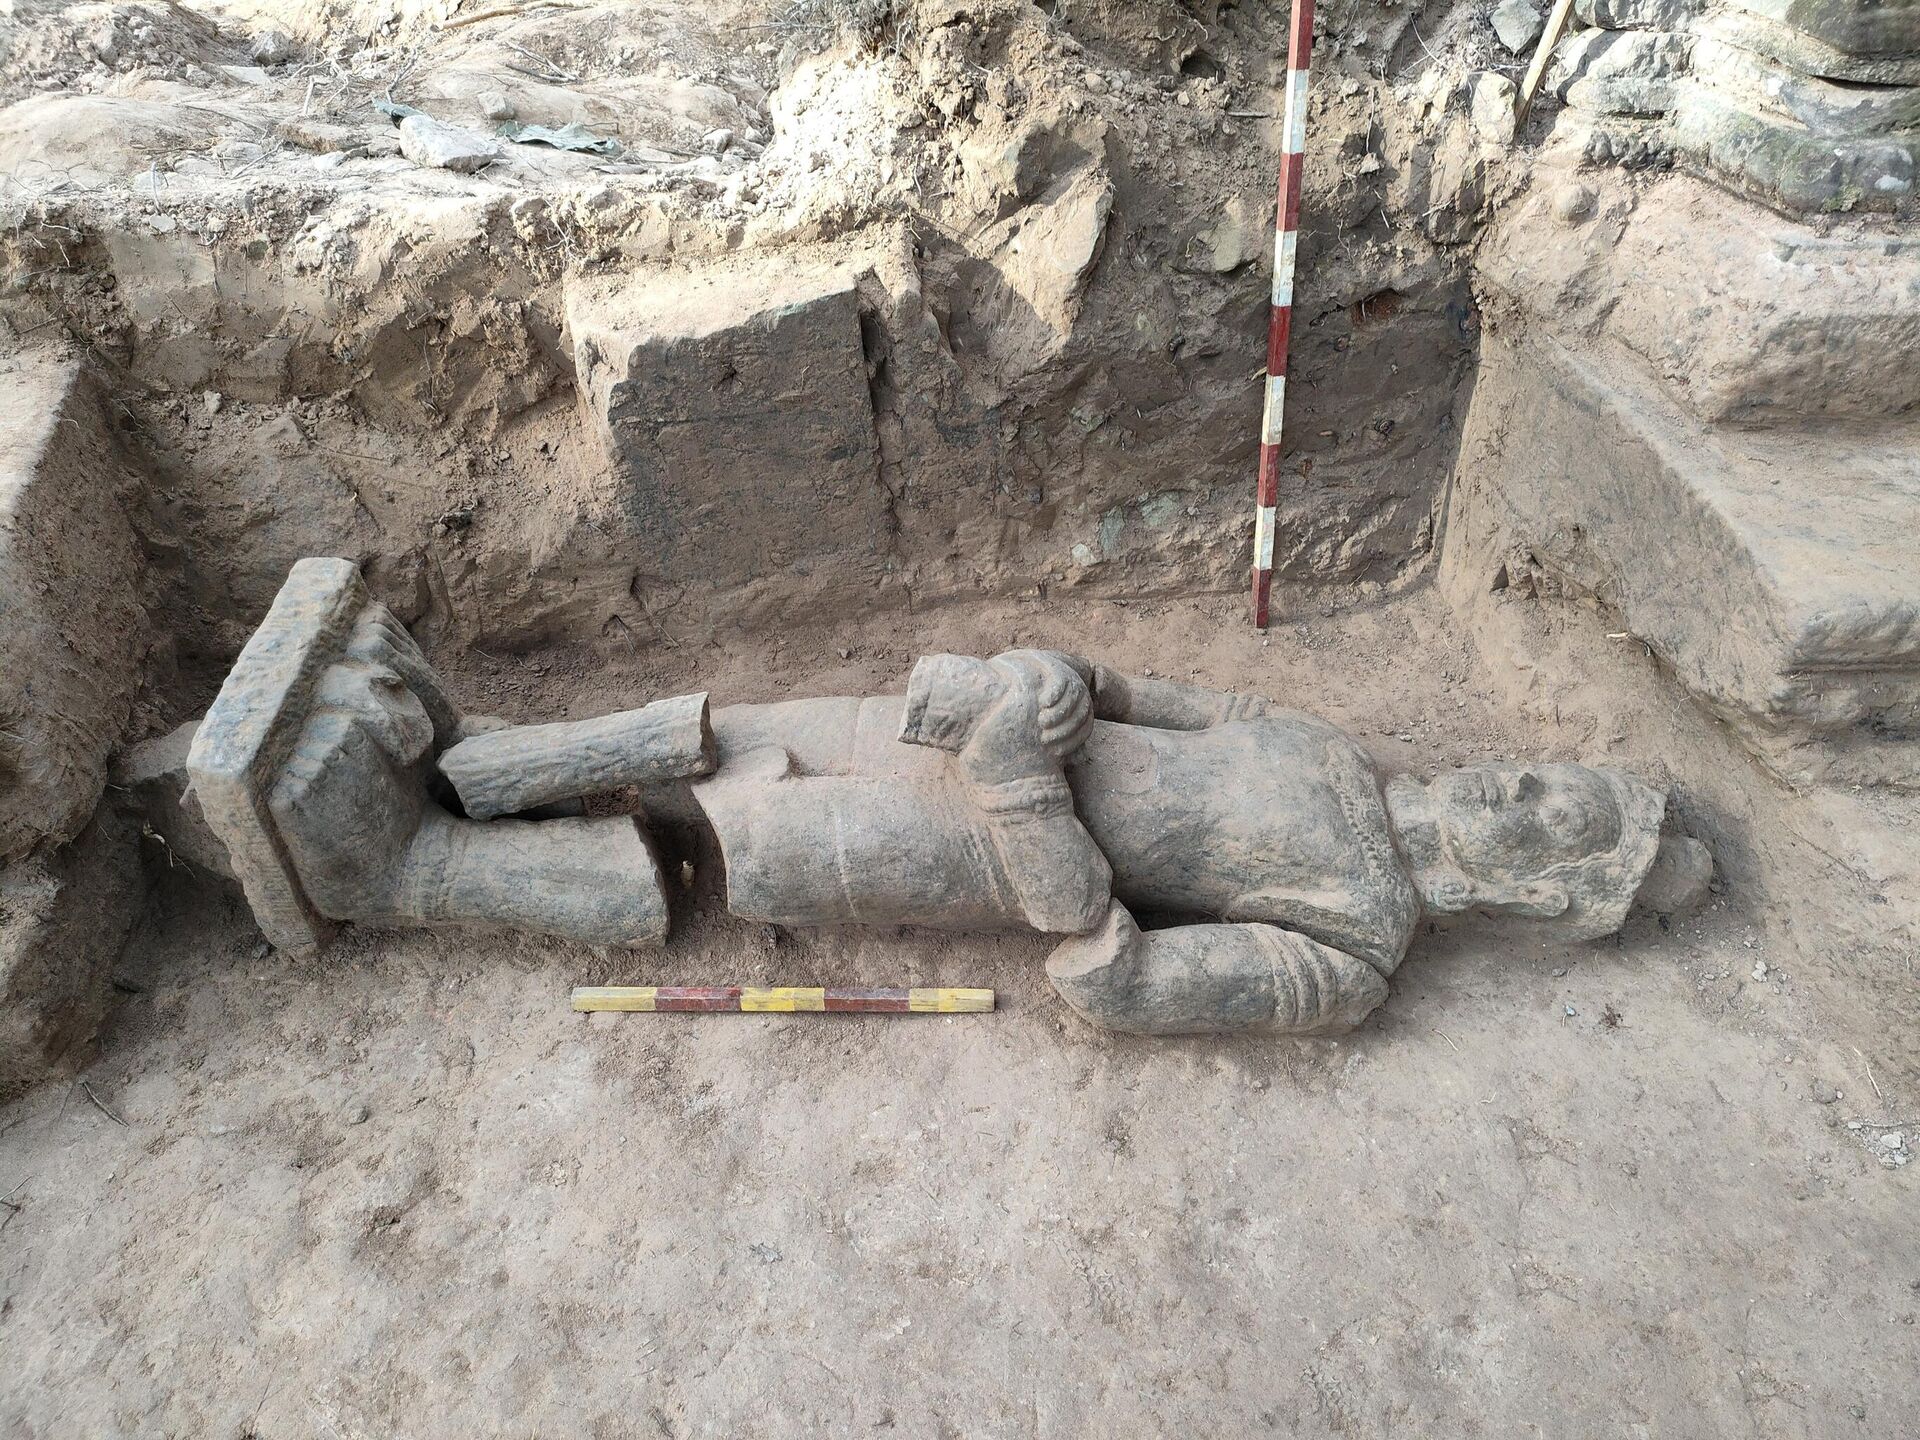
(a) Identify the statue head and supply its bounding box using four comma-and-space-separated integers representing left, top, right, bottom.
1385, 763, 1665, 939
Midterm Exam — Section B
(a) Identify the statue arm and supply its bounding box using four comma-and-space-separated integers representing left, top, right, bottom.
897, 650, 1111, 934
1086, 664, 1274, 731
1044, 901, 1388, 1035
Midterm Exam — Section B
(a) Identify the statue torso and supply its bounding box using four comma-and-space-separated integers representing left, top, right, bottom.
694, 698, 1420, 972
1067, 713, 1420, 975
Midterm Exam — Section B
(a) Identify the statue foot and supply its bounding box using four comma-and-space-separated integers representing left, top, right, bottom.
191, 559, 671, 952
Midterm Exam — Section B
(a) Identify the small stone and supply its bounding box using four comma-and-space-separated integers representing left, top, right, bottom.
1563, 1003, 1577, 1018
312, 152, 349, 171
249, 29, 296, 65
1811, 1082, 1841, 1104
397, 114, 500, 173
1490, 0, 1544, 53
1752, 961, 1768, 981
202, 391, 224, 417
1551, 966, 1568, 977
344, 1100, 371, 1125
1470, 72, 1518, 144
702, 127, 735, 154
1551, 182, 1596, 224
479, 91, 517, 122
1882, 1131, 1906, 1150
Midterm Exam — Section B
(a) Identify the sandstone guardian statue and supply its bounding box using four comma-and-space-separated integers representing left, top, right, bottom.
159, 559, 1711, 1036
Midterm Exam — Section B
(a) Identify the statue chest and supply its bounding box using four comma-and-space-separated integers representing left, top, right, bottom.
1067, 715, 1422, 975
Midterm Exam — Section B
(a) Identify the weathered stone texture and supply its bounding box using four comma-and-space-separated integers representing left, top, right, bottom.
566, 255, 890, 600
1445, 333, 1920, 787
0, 816, 142, 1103
0, 351, 149, 863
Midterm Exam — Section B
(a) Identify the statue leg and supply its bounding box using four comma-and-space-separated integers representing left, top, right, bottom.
1045, 901, 1388, 1036
190, 560, 673, 952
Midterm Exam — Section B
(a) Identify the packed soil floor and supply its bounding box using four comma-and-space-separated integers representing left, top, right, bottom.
2, 586, 1915, 1438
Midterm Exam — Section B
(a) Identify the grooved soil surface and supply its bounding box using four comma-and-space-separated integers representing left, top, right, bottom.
3, 590, 1915, 1438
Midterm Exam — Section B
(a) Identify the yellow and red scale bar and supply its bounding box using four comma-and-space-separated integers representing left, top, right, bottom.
571, 986, 994, 1014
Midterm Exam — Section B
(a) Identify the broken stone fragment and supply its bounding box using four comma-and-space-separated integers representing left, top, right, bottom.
1554, 29, 1693, 115
439, 693, 716, 821
249, 29, 295, 65
1491, 0, 1545, 53
1633, 835, 1714, 914
397, 114, 500, 173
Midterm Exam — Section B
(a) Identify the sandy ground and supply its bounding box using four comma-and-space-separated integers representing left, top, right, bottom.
3, 587, 1917, 1438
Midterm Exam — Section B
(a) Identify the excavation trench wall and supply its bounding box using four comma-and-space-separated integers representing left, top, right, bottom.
0, 0, 1501, 731
10, 201, 1473, 711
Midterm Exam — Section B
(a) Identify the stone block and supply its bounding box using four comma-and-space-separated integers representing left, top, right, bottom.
1668, 76, 1917, 210
0, 350, 149, 864
1477, 173, 1920, 420
1706, 8, 1920, 83
1444, 334, 1920, 788
1689, 35, 1920, 135
566, 254, 889, 594
1721, 0, 1920, 60
185, 557, 371, 955
0, 815, 142, 1103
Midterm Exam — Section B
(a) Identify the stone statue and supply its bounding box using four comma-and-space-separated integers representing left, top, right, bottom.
165, 559, 1711, 1037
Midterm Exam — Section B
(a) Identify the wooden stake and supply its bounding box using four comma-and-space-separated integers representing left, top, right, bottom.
1515, 0, 1579, 126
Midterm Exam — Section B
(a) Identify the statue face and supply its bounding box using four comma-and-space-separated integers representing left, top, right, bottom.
1426, 764, 1625, 877
1387, 763, 1655, 929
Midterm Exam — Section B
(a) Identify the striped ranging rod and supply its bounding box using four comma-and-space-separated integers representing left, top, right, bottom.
1252, 0, 1317, 630
572, 986, 994, 1014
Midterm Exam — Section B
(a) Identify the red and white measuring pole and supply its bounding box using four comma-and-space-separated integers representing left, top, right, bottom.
1252, 0, 1316, 630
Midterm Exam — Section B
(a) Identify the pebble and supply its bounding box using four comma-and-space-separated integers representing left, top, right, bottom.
1751, 960, 1768, 981
702, 127, 735, 154
1563, 1003, 1577, 1018
479, 91, 517, 122
1882, 1131, 1906, 1150
343, 1100, 371, 1125
1811, 1082, 1842, 1104
1550, 182, 1596, 225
